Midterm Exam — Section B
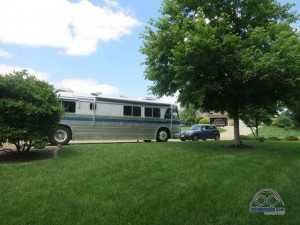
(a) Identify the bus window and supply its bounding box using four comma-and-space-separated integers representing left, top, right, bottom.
90, 103, 97, 110
145, 107, 152, 117
124, 106, 132, 116
172, 108, 179, 120
62, 101, 76, 113
153, 108, 160, 118
164, 108, 179, 120
164, 108, 171, 119
145, 107, 160, 118
133, 106, 141, 116
124, 105, 141, 117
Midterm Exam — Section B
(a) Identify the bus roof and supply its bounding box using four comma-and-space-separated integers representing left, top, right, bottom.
58, 92, 177, 107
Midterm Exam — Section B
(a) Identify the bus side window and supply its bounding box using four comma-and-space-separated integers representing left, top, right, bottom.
164, 108, 171, 119
153, 108, 160, 118
145, 107, 152, 117
133, 106, 141, 117
145, 107, 160, 118
90, 103, 97, 110
124, 106, 132, 116
62, 101, 76, 113
124, 105, 141, 117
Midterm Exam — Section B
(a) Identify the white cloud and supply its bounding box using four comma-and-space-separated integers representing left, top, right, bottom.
157, 94, 179, 105
55, 78, 119, 96
0, 0, 140, 56
156, 92, 182, 108
0, 49, 13, 58
0, 64, 49, 81
0, 64, 120, 96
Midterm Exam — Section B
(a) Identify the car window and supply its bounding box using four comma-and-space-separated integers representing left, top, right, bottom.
190, 125, 201, 130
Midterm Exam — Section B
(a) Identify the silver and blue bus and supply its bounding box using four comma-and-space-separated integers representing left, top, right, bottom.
51, 91, 181, 145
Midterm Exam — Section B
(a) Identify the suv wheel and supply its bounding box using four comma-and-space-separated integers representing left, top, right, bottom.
214, 134, 220, 140
192, 135, 199, 141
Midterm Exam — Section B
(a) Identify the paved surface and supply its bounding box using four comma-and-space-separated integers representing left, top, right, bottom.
220, 124, 252, 140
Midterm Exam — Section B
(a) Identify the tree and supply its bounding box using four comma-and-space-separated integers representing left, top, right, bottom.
239, 107, 274, 137
0, 70, 64, 153
286, 92, 300, 128
289, 104, 300, 128
179, 104, 197, 125
141, 0, 300, 145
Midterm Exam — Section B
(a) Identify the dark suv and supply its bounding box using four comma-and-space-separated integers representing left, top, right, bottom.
180, 124, 220, 141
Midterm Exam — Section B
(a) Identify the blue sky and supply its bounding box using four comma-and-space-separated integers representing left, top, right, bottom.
0, 0, 299, 104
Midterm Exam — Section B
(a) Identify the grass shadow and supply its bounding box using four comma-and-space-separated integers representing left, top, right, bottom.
0, 148, 58, 164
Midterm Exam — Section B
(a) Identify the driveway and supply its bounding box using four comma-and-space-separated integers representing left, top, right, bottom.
221, 124, 252, 140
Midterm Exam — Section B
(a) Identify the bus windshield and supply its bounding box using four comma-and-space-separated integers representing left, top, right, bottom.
164, 107, 180, 120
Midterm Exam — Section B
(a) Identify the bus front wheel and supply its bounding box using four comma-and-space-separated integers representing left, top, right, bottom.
51, 126, 71, 145
156, 129, 169, 142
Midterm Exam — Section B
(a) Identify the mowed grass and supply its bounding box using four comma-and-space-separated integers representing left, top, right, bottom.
0, 141, 300, 225
259, 126, 300, 137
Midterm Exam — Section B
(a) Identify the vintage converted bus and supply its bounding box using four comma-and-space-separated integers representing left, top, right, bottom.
51, 91, 181, 145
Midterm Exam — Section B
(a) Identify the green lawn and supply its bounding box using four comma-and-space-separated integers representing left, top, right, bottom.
1, 141, 300, 225
259, 126, 300, 137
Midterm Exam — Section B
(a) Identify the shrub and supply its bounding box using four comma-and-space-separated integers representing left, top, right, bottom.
284, 136, 299, 141
255, 136, 266, 142
240, 135, 255, 140
199, 118, 210, 124
267, 136, 282, 141
277, 116, 293, 128
33, 139, 48, 149
0, 70, 64, 153
195, 117, 203, 124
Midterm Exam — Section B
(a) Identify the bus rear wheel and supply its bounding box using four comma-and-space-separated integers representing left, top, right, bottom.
156, 129, 169, 142
51, 126, 71, 145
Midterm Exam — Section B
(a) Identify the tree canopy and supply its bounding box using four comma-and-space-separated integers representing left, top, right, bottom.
179, 104, 197, 125
0, 70, 64, 152
141, 0, 300, 145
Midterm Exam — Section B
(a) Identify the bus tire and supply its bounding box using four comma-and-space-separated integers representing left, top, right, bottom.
51, 126, 72, 145
156, 128, 169, 142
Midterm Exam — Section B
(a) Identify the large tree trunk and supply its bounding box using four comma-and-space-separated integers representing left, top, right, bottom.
233, 111, 241, 146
